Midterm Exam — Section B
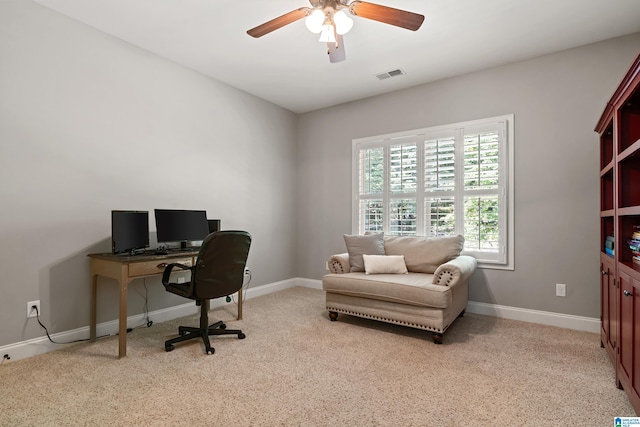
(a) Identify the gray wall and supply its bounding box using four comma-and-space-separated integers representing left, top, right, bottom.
1, 0, 639, 350
296, 33, 640, 318
0, 1, 297, 347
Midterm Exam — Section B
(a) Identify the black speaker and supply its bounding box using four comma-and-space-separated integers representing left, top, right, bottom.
207, 219, 221, 233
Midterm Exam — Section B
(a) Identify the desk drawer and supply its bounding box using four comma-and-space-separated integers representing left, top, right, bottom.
128, 258, 193, 277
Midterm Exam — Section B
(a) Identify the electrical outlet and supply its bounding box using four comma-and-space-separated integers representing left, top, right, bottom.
556, 283, 567, 297
27, 300, 40, 318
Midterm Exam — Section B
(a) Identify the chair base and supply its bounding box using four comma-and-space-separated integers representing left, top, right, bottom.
164, 300, 245, 355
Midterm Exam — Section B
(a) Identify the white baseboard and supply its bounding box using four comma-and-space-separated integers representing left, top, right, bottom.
299, 277, 600, 333
466, 301, 600, 333
0, 279, 304, 362
0, 278, 598, 362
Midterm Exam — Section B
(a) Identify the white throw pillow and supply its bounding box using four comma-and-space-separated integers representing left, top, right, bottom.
362, 255, 408, 275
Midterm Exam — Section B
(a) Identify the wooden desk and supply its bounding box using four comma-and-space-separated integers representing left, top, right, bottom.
88, 251, 243, 358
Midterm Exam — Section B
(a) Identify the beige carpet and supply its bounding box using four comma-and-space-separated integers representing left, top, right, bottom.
0, 287, 634, 426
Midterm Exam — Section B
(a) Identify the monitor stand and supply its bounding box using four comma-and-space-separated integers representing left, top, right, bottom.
180, 241, 188, 250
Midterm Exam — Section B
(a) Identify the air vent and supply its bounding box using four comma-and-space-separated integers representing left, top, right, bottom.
376, 69, 406, 80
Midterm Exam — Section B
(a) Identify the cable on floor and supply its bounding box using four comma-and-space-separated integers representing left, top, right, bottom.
34, 306, 110, 344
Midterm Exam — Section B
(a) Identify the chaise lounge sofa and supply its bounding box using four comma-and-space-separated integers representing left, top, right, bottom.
322, 233, 477, 344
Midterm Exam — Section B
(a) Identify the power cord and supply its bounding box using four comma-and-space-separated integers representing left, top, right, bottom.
129, 281, 153, 330
142, 282, 153, 327
33, 305, 103, 344
227, 268, 252, 304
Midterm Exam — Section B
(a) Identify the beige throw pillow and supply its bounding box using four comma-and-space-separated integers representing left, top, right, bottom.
343, 233, 385, 272
362, 255, 408, 274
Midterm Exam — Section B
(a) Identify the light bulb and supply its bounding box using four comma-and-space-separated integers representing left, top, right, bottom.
319, 24, 336, 43
305, 9, 325, 34
334, 10, 353, 35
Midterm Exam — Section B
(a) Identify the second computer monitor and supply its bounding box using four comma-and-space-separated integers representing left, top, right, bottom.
154, 209, 209, 249
207, 219, 221, 234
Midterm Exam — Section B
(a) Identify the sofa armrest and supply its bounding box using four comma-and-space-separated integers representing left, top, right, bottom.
432, 255, 477, 286
328, 253, 351, 274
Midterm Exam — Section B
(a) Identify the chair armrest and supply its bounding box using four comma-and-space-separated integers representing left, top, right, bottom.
161, 263, 193, 285
432, 255, 477, 286
328, 253, 350, 274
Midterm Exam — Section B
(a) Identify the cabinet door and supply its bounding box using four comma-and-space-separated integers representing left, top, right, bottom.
618, 270, 640, 398
601, 258, 617, 359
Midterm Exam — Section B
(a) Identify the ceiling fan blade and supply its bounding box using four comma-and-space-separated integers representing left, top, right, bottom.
349, 1, 424, 31
247, 7, 310, 38
328, 34, 346, 63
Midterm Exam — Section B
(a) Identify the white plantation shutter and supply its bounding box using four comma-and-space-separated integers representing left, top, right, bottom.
389, 143, 417, 193
352, 115, 514, 269
464, 131, 500, 190
424, 137, 455, 191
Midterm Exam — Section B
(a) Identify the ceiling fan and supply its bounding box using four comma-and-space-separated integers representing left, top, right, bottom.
247, 1, 425, 63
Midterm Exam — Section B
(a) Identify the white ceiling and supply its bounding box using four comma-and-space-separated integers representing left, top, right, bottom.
33, 0, 640, 113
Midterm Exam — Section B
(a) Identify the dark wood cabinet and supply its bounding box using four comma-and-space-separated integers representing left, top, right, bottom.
601, 255, 617, 361
596, 51, 640, 414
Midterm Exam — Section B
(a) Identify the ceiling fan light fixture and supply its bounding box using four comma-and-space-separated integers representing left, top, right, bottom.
305, 9, 325, 33
333, 10, 353, 35
319, 24, 336, 43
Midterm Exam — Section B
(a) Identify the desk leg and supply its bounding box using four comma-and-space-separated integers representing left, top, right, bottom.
118, 273, 129, 358
90, 273, 97, 342
238, 289, 243, 320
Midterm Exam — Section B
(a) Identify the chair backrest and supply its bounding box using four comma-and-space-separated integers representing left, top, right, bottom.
192, 230, 251, 300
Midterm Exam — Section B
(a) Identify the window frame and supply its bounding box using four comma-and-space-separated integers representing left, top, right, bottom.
351, 114, 514, 270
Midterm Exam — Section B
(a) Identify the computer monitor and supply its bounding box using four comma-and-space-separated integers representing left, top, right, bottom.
154, 209, 209, 249
208, 219, 221, 234
111, 210, 149, 255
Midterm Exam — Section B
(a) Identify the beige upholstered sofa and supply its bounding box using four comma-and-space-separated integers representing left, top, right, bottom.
322, 234, 477, 344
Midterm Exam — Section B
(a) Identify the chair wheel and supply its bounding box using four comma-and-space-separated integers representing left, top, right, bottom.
165, 344, 174, 352
219, 323, 227, 330
238, 332, 246, 339
206, 348, 215, 355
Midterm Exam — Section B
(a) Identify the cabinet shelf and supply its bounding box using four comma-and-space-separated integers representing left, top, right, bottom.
601, 161, 614, 175
619, 138, 640, 161
619, 206, 640, 216
602, 251, 615, 259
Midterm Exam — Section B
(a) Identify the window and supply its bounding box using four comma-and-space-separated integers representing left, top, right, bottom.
352, 115, 514, 269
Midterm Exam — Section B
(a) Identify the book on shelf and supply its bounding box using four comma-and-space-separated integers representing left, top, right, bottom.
606, 236, 615, 249
628, 225, 640, 260
604, 235, 614, 256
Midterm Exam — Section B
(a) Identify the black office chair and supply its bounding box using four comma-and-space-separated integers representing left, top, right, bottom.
161, 230, 251, 355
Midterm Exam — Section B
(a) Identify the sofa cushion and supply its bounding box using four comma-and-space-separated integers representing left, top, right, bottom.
384, 235, 464, 274
322, 272, 451, 309
363, 255, 408, 274
343, 233, 385, 272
